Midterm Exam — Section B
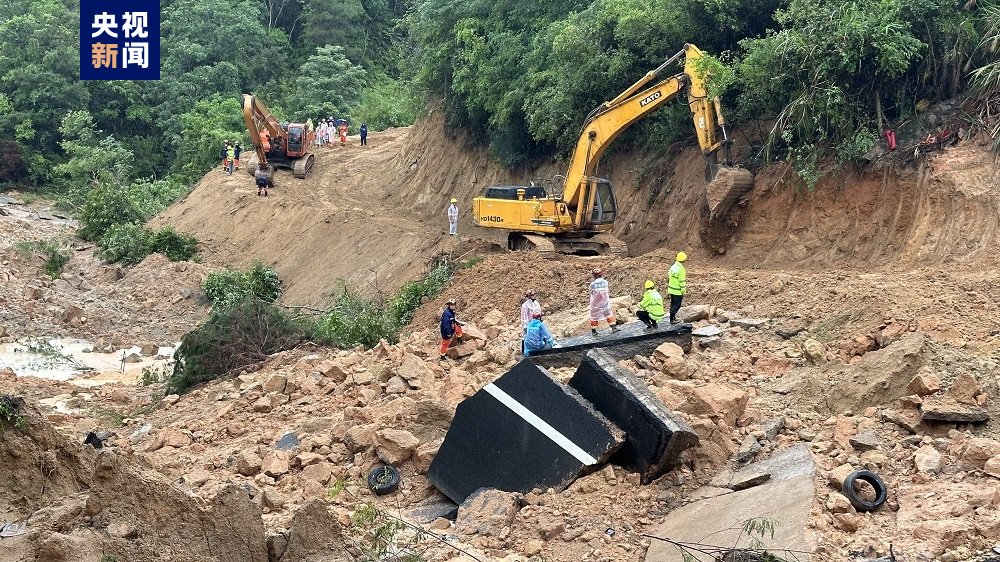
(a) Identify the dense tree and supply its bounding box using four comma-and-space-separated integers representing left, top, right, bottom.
289, 46, 367, 121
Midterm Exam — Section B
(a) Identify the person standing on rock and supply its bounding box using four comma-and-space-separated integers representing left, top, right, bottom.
637, 280, 665, 330
360, 123, 368, 146
226, 143, 236, 175
439, 298, 464, 360
589, 267, 618, 336
668, 251, 687, 324
523, 311, 555, 356
447, 198, 459, 236
520, 290, 542, 334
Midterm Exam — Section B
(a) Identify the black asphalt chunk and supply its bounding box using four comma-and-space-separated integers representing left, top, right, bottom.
428, 360, 624, 504
569, 349, 699, 483
529, 321, 693, 368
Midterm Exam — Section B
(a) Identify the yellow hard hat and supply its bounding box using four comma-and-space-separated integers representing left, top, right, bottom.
450, 198, 457, 203
676, 251, 687, 262
644, 280, 655, 289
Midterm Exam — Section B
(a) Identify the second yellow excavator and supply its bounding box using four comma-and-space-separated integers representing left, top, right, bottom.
472, 44, 753, 255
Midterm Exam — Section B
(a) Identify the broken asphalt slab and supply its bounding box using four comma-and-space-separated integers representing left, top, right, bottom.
428, 360, 625, 504
529, 321, 693, 369
569, 349, 698, 483
645, 445, 816, 562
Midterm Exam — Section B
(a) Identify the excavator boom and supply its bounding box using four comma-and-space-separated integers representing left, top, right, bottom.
241, 94, 317, 179
472, 44, 753, 254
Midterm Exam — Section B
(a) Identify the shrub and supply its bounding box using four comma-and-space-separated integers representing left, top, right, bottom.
97, 223, 152, 266
0, 394, 26, 430
202, 260, 282, 309
315, 253, 472, 348
150, 226, 198, 261
78, 182, 144, 241
15, 238, 70, 278
166, 301, 308, 394
315, 287, 398, 348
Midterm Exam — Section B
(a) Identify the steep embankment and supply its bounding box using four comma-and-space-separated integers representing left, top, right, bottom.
155, 112, 1000, 307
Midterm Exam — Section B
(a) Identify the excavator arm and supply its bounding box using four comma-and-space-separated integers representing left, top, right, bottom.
242, 94, 287, 169
561, 44, 737, 227
471, 43, 752, 254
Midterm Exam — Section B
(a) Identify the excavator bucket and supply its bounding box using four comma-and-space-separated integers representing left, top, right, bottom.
706, 165, 754, 219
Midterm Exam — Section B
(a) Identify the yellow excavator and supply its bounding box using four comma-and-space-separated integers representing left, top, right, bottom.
472, 44, 754, 255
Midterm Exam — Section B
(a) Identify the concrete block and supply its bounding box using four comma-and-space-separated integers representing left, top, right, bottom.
530, 322, 693, 369
569, 349, 699, 483
428, 360, 624, 504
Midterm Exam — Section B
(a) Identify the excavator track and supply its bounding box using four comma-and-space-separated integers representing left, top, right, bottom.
292, 153, 315, 179
509, 233, 557, 257
706, 165, 754, 219
589, 234, 629, 257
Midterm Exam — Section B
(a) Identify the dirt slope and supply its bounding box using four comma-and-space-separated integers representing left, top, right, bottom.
153, 125, 491, 306
156, 114, 1000, 307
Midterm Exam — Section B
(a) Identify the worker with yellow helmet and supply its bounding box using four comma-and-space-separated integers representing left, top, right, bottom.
637, 279, 665, 330
447, 197, 459, 236
668, 251, 687, 323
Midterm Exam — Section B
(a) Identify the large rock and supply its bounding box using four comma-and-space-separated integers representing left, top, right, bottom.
264, 374, 288, 394
236, 450, 263, 476
680, 383, 749, 426
828, 332, 926, 412
480, 309, 506, 329
907, 371, 941, 396
375, 428, 420, 465
645, 445, 816, 562
676, 305, 712, 323
569, 349, 698, 483
920, 396, 990, 423
960, 438, 1000, 468
398, 353, 434, 390
653, 342, 688, 379
947, 373, 983, 404
801, 338, 827, 364
343, 424, 375, 453
984, 455, 1000, 479
279, 500, 350, 562
914, 445, 943, 474
146, 428, 192, 452
262, 452, 291, 478
455, 488, 520, 537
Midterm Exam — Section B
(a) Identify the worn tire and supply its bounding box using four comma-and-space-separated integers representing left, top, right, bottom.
367, 464, 400, 496
841, 469, 887, 512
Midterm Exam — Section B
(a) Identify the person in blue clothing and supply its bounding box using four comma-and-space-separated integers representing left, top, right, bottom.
360, 123, 368, 146
523, 311, 555, 356
439, 298, 463, 360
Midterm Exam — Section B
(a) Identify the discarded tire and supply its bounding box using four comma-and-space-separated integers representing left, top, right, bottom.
367, 465, 400, 496
841, 469, 887, 512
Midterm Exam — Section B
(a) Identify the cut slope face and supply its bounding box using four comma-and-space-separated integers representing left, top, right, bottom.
155, 113, 1000, 307
153, 126, 481, 306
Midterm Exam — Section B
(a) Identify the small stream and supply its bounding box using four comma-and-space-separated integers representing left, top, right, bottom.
0, 338, 176, 386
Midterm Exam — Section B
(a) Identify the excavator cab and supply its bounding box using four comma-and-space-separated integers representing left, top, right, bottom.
589, 179, 618, 226
287, 125, 305, 157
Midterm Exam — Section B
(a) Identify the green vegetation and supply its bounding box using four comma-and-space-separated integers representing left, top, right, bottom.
202, 260, 283, 310
169, 254, 471, 393
0, 0, 416, 215
0, 394, 27, 430
166, 300, 310, 394
15, 238, 70, 278
96, 224, 198, 266
411, 0, 998, 181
